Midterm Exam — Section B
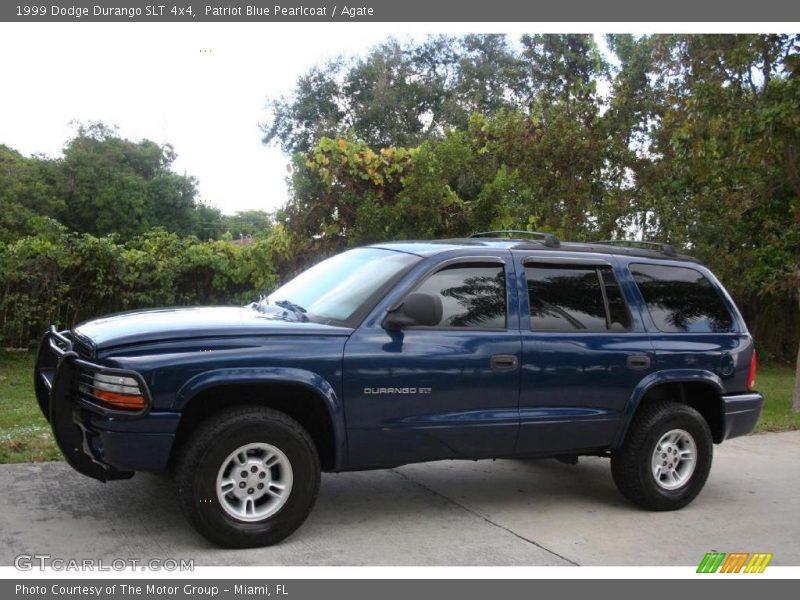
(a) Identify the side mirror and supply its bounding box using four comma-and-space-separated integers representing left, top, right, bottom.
383, 292, 443, 330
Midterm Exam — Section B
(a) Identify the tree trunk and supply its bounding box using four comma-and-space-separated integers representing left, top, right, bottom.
795, 295, 800, 412
794, 339, 800, 412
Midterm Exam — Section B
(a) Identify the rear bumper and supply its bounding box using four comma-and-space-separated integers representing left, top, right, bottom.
721, 392, 763, 441
35, 328, 178, 481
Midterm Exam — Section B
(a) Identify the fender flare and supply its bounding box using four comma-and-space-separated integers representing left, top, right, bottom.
173, 367, 346, 470
612, 369, 725, 449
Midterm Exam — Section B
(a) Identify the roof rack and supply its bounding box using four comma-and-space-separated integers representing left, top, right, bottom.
469, 230, 561, 248
592, 240, 679, 258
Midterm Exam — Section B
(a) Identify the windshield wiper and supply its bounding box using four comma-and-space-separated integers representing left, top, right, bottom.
272, 299, 309, 322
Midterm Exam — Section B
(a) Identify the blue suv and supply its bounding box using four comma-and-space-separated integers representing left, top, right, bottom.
35, 232, 763, 547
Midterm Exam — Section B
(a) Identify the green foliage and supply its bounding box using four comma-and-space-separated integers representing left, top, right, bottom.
0, 145, 63, 243
0, 123, 288, 347
0, 124, 244, 243
0, 227, 282, 347
263, 35, 532, 153
218, 210, 274, 238
285, 104, 632, 255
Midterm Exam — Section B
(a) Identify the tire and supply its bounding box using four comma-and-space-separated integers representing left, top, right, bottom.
175, 405, 320, 548
611, 400, 712, 511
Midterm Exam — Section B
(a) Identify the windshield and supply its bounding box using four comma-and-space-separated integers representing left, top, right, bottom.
267, 248, 420, 324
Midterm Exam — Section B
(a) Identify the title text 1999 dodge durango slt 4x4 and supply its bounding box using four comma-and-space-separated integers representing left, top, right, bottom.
35, 232, 763, 547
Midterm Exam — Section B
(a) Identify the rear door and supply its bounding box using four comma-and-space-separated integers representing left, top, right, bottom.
343, 254, 523, 468
514, 254, 655, 455
627, 262, 749, 388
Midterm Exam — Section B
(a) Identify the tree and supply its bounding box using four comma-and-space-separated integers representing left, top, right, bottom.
55, 123, 202, 239
618, 35, 799, 380
0, 145, 64, 242
262, 35, 527, 154
520, 34, 605, 123
219, 210, 273, 238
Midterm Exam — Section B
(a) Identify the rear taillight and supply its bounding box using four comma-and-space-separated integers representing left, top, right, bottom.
746, 350, 757, 391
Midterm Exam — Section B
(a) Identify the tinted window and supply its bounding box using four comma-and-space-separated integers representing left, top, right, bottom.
630, 264, 734, 333
415, 263, 506, 328
526, 265, 631, 331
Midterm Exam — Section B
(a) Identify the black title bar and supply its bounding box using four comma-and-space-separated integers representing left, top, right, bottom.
2, 0, 800, 22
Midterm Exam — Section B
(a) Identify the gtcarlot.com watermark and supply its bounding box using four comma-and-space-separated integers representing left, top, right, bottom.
14, 554, 194, 571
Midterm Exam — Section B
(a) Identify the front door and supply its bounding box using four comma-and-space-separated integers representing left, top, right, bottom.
343, 256, 522, 468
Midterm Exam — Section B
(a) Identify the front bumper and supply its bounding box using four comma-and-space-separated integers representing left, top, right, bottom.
721, 392, 764, 441
34, 328, 178, 481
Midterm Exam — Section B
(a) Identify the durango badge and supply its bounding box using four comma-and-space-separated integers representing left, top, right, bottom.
363, 387, 433, 395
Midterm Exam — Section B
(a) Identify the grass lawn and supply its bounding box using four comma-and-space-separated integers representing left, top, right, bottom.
0, 351, 797, 464
0, 351, 61, 463
753, 364, 800, 432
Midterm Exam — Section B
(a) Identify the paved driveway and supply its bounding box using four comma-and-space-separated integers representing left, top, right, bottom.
1, 431, 798, 566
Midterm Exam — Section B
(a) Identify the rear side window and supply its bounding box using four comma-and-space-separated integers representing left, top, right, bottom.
414, 263, 506, 329
525, 264, 631, 331
630, 264, 734, 333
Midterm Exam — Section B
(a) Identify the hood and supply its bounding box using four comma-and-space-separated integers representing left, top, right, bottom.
74, 306, 350, 350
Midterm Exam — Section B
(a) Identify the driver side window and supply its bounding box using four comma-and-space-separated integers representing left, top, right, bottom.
414, 263, 507, 329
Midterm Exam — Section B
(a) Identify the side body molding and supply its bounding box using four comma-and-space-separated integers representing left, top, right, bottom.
612, 369, 725, 449
173, 367, 346, 470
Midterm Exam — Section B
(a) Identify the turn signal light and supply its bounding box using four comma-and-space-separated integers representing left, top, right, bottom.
94, 390, 146, 410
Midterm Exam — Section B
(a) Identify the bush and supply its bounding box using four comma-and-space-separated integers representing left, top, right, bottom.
0, 225, 281, 348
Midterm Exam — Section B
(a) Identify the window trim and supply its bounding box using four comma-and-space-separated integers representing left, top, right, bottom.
597, 267, 612, 330
398, 257, 510, 332
524, 262, 633, 333
628, 262, 738, 335
598, 266, 634, 332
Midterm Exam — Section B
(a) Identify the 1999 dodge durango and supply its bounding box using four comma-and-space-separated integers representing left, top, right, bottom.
35, 232, 763, 547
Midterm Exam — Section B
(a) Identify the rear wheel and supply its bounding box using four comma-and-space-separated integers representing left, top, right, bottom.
175, 406, 320, 547
611, 401, 712, 510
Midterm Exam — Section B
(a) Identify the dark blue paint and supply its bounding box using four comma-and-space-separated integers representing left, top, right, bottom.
343, 328, 522, 466
40, 239, 763, 476
75, 306, 350, 350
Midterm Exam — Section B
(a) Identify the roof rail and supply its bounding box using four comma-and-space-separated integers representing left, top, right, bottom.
469, 230, 561, 248
592, 239, 679, 258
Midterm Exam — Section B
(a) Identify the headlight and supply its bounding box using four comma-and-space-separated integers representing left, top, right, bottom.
89, 372, 146, 410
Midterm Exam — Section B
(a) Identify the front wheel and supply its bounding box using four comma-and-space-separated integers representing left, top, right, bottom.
175, 406, 320, 547
611, 401, 712, 511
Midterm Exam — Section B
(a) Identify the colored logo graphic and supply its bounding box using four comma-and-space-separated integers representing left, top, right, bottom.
697, 552, 773, 573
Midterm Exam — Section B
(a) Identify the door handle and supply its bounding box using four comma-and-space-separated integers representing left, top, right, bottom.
626, 355, 651, 370
490, 354, 518, 371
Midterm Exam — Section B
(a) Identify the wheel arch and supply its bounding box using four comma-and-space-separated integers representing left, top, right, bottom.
613, 369, 726, 449
171, 368, 346, 471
